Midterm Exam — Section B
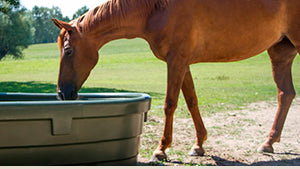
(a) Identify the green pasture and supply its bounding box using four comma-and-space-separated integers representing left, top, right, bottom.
0, 38, 299, 117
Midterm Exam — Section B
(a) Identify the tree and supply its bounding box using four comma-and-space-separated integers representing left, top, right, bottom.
72, 6, 89, 20
31, 6, 64, 44
0, 0, 20, 14
0, 0, 32, 60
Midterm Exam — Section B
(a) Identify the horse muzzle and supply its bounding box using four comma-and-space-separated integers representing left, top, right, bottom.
57, 88, 78, 100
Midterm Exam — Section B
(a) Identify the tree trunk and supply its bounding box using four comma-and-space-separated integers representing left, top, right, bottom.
0, 49, 9, 61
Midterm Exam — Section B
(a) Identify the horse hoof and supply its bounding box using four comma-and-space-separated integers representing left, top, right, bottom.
150, 150, 168, 162
188, 147, 205, 156
257, 144, 274, 153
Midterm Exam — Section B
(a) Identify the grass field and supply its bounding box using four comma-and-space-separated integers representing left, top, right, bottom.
0, 38, 299, 118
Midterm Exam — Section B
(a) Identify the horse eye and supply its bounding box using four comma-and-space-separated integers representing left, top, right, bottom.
64, 47, 73, 56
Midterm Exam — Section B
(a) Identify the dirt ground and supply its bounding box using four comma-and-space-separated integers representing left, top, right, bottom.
137, 97, 300, 166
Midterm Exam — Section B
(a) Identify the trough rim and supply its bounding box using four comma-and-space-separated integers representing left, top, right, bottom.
0, 92, 151, 105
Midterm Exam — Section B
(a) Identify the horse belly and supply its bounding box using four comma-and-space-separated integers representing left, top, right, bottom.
192, 30, 282, 63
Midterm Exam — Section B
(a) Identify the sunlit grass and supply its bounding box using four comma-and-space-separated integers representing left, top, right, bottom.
0, 39, 299, 118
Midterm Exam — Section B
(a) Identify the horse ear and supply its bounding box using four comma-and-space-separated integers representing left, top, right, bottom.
52, 18, 75, 32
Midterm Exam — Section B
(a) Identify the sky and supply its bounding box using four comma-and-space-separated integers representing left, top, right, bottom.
20, 0, 108, 18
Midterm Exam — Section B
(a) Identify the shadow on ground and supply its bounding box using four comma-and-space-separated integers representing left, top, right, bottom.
0, 81, 162, 97
137, 154, 300, 166
211, 155, 300, 166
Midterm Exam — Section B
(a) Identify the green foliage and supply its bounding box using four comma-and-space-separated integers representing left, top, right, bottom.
0, 0, 20, 14
0, 1, 32, 60
31, 6, 64, 44
72, 6, 89, 20
30, 5, 85, 44
0, 2, 91, 60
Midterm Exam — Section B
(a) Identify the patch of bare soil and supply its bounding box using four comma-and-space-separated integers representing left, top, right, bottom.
138, 97, 300, 166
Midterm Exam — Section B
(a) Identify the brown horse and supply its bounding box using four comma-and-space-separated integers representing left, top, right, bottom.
52, 0, 298, 162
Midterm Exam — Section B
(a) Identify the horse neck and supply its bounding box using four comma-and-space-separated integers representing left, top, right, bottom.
80, 0, 156, 50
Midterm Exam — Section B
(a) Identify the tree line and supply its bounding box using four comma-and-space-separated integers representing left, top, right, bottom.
0, 0, 89, 60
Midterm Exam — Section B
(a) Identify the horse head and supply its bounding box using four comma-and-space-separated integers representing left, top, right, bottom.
52, 19, 99, 100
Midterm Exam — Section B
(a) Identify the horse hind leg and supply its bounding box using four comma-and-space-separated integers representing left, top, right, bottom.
258, 37, 297, 153
181, 69, 207, 156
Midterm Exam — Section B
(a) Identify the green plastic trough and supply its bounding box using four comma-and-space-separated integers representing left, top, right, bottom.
0, 92, 151, 166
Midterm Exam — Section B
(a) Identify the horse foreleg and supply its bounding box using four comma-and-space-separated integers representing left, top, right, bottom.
151, 52, 188, 162
258, 38, 297, 153
181, 69, 207, 156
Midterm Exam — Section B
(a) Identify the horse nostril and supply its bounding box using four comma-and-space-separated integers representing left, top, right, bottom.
57, 91, 65, 100
57, 87, 77, 100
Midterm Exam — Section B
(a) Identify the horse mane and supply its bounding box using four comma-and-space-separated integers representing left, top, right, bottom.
76, 0, 169, 33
